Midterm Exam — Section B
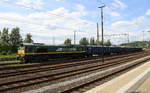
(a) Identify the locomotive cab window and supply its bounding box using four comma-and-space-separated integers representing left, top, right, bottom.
18, 47, 25, 50
26, 47, 34, 53
36, 48, 48, 53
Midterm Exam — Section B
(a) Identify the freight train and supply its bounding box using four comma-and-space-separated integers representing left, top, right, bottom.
18, 43, 142, 63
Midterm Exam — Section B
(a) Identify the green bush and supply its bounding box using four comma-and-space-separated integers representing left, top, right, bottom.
1, 51, 7, 55
7, 50, 12, 55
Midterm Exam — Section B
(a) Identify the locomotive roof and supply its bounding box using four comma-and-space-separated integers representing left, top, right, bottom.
21, 43, 84, 47
20, 43, 141, 49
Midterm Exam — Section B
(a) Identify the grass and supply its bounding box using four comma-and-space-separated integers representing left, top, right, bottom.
0, 54, 18, 58
5, 62, 41, 67
0, 60, 20, 63
3, 61, 57, 67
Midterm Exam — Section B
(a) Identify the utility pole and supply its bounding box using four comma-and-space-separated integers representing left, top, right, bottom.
53, 37, 55, 45
98, 5, 105, 63
148, 31, 150, 41
127, 34, 129, 43
142, 31, 145, 41
125, 34, 129, 43
97, 23, 100, 44
74, 31, 76, 45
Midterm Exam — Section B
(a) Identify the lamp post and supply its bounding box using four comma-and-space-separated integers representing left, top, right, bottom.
98, 5, 105, 63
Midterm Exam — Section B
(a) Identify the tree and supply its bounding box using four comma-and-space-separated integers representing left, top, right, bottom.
9, 27, 22, 52
120, 41, 150, 48
96, 40, 102, 45
105, 39, 112, 46
0, 28, 10, 54
79, 37, 89, 45
90, 37, 96, 45
0, 31, 1, 40
1, 28, 9, 45
0, 31, 2, 52
64, 38, 71, 45
24, 33, 34, 43
0, 30, 1, 44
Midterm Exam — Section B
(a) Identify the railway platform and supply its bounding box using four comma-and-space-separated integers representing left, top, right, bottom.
135, 76, 150, 93
85, 61, 150, 93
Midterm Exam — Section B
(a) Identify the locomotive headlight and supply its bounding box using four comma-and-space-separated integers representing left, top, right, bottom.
18, 46, 25, 56
18, 50, 25, 56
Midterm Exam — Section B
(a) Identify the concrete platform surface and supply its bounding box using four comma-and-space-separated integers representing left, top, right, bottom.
85, 61, 150, 93
135, 76, 150, 93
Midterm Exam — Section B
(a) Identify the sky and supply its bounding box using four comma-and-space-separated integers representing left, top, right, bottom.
0, 0, 150, 45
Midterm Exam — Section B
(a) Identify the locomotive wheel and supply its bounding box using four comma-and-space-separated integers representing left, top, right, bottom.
21, 57, 29, 63
21, 58, 26, 63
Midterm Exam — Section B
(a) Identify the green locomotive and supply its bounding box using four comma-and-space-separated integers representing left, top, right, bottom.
18, 43, 86, 63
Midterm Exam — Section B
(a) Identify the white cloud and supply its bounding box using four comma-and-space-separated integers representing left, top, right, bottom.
105, 7, 122, 17
109, 10, 121, 17
112, 0, 127, 9
16, 0, 44, 9
0, 9, 149, 45
56, 0, 66, 1
111, 16, 148, 30
0, 9, 147, 45
99, 0, 127, 18
75, 4, 87, 16
76, 4, 85, 12
110, 11, 121, 17
146, 9, 150, 16
136, 16, 146, 23
0, 7, 96, 44
112, 21, 138, 28
0, 1, 149, 45
109, 15, 150, 43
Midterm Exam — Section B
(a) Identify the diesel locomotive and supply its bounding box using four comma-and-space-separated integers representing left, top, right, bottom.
18, 43, 86, 63
18, 43, 142, 63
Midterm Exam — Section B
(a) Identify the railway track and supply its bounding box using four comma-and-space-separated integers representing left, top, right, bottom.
0, 51, 149, 92
60, 59, 149, 93
25, 54, 150, 93
0, 51, 141, 68
0, 51, 146, 67
0, 57, 19, 66
0, 61, 21, 66
0, 57, 18, 61
0, 57, 101, 68
0, 51, 146, 78
0, 56, 99, 67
